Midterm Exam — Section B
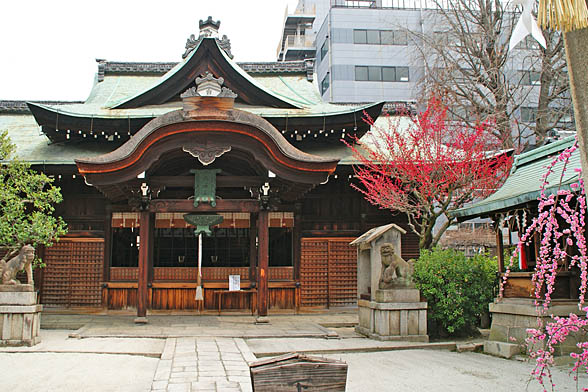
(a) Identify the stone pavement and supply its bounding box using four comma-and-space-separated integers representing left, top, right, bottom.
41, 311, 358, 339
1, 311, 586, 391
246, 336, 457, 357
152, 337, 255, 392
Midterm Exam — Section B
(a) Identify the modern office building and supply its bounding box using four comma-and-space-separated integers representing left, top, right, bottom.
276, 0, 573, 142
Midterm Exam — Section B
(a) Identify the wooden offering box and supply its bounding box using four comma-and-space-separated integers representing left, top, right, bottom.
249, 353, 347, 391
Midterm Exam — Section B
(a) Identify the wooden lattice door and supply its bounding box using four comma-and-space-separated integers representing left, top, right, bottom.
41, 238, 104, 307
300, 237, 357, 308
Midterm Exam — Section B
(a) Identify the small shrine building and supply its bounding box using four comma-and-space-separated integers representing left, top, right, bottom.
0, 18, 420, 318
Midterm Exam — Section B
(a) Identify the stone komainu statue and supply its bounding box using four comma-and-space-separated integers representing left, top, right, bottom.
378, 243, 414, 289
0, 245, 35, 285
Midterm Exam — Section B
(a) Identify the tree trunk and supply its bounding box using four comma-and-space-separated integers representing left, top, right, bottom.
420, 217, 435, 250
563, 25, 588, 189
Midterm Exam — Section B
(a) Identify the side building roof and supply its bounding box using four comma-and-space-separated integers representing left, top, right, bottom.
451, 136, 581, 221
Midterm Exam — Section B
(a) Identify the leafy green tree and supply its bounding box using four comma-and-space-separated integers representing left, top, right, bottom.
0, 131, 67, 264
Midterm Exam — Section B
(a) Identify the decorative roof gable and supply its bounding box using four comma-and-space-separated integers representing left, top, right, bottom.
111, 38, 299, 109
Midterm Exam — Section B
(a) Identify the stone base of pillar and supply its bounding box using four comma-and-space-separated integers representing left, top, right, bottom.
356, 298, 428, 342
0, 284, 42, 347
255, 316, 270, 324
134, 316, 148, 324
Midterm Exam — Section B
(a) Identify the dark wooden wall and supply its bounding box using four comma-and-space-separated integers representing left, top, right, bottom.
38, 171, 421, 310
301, 172, 420, 261
53, 176, 107, 235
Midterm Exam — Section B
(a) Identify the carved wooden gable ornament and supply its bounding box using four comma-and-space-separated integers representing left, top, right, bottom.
182, 142, 231, 166
180, 72, 237, 99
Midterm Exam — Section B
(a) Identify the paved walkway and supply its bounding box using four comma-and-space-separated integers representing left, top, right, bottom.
35, 312, 361, 392
152, 337, 255, 392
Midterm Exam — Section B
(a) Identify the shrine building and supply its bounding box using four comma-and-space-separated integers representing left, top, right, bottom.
0, 18, 419, 319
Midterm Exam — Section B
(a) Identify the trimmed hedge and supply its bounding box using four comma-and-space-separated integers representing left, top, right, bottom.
413, 248, 498, 336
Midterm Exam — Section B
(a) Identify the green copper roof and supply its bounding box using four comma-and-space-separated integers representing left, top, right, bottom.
104, 40, 200, 109
37, 74, 376, 119
0, 110, 389, 166
0, 113, 112, 164
85, 74, 161, 107
216, 42, 304, 108
451, 136, 581, 221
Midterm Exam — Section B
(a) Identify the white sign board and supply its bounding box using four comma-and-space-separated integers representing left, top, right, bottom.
228, 275, 240, 291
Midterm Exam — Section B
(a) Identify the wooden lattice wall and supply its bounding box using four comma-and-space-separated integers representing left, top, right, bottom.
109, 267, 293, 282
41, 238, 104, 307
300, 237, 357, 308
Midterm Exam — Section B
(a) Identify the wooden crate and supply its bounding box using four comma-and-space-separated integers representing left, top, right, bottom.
250, 353, 347, 392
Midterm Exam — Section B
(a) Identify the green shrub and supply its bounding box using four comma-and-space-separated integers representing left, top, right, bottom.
413, 248, 498, 336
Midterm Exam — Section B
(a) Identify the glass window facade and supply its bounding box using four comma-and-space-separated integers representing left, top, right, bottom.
353, 29, 409, 45
355, 66, 409, 82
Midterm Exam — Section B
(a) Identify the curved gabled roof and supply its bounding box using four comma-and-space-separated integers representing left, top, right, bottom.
76, 107, 338, 187
110, 38, 301, 109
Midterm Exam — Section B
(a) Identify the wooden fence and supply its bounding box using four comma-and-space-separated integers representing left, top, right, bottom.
300, 237, 357, 308
41, 238, 104, 307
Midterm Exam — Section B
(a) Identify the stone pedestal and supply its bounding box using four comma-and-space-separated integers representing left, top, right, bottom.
485, 298, 583, 358
374, 287, 420, 303
356, 288, 428, 342
0, 284, 42, 347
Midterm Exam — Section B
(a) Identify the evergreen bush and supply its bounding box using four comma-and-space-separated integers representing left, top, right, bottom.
413, 248, 498, 336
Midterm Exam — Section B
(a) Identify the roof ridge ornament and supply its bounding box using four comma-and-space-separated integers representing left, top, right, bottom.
181, 72, 237, 99
199, 16, 220, 35
182, 17, 233, 59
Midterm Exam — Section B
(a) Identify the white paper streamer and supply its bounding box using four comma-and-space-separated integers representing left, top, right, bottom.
509, 0, 547, 51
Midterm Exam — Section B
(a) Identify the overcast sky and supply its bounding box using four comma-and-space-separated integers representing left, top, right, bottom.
0, 0, 300, 101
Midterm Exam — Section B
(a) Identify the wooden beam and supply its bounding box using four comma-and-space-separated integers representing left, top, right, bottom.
257, 210, 269, 318
148, 176, 264, 188
136, 210, 151, 321
148, 199, 260, 213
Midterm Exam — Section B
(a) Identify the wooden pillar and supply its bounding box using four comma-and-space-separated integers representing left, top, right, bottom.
257, 210, 269, 320
564, 26, 588, 192
495, 219, 504, 273
249, 213, 258, 285
148, 213, 155, 286
293, 203, 302, 282
136, 210, 151, 323
103, 204, 112, 283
